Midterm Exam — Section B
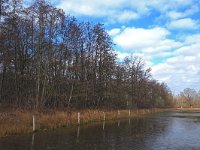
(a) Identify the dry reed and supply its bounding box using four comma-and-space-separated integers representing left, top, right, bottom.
0, 108, 167, 137
176, 107, 200, 111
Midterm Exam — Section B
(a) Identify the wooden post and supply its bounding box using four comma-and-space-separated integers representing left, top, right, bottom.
118, 110, 120, 116
33, 115, 35, 132
129, 109, 130, 117
78, 112, 80, 125
103, 112, 105, 121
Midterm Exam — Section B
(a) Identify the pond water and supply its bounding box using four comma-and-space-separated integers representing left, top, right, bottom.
1, 111, 200, 150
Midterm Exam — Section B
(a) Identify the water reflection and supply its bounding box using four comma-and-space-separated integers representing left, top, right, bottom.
1, 111, 200, 150
103, 121, 105, 131
31, 134, 34, 150
77, 126, 80, 138
118, 120, 120, 127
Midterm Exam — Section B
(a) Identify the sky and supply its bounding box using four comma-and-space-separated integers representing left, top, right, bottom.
26, 0, 200, 94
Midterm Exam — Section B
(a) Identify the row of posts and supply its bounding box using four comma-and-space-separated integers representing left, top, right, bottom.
32, 109, 133, 131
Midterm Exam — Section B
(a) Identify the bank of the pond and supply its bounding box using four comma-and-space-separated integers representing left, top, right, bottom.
176, 107, 200, 111
0, 108, 170, 137
174, 108, 200, 122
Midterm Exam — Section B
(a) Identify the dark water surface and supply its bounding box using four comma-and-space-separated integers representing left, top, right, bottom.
1, 111, 200, 150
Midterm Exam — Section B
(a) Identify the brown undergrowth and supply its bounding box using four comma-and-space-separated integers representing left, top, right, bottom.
0, 108, 168, 137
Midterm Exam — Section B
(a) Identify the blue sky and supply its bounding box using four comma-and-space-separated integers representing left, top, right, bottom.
26, 0, 200, 94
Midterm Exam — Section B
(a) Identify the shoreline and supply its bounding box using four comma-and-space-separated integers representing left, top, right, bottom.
176, 108, 200, 111
0, 108, 171, 138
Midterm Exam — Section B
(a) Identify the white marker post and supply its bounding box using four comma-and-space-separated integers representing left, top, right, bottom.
118, 110, 120, 116
78, 112, 80, 125
33, 115, 35, 132
103, 112, 106, 121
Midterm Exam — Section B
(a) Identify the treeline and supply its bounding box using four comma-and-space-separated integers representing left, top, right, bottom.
0, 0, 173, 109
174, 88, 200, 107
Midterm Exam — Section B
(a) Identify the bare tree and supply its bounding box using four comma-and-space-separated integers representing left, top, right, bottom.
180, 88, 198, 107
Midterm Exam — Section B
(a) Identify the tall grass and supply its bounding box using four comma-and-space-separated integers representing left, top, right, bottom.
0, 108, 166, 137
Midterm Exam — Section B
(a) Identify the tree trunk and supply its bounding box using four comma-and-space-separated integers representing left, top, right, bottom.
68, 83, 73, 108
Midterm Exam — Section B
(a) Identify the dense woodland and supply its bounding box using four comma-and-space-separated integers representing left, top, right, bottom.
0, 0, 173, 109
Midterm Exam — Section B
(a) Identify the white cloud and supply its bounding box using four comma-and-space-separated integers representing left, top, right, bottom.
153, 51, 173, 58
167, 11, 183, 20
117, 11, 139, 22
112, 27, 181, 53
185, 34, 200, 44
57, 0, 132, 21
107, 28, 121, 36
151, 34, 200, 93
56, 0, 199, 22
176, 43, 200, 56
116, 51, 130, 61
113, 27, 168, 50
167, 5, 199, 20
152, 59, 200, 93
168, 18, 198, 29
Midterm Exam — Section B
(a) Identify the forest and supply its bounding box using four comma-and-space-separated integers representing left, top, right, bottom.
0, 0, 173, 110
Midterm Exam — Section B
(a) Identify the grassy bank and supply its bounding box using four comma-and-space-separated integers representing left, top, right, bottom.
176, 107, 200, 111
0, 108, 168, 137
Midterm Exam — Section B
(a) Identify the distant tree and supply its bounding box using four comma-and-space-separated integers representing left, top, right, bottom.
180, 88, 198, 107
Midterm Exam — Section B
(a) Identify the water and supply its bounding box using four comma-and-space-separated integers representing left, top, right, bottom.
1, 111, 200, 150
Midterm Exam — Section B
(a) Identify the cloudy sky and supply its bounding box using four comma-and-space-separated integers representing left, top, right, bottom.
26, 0, 200, 94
